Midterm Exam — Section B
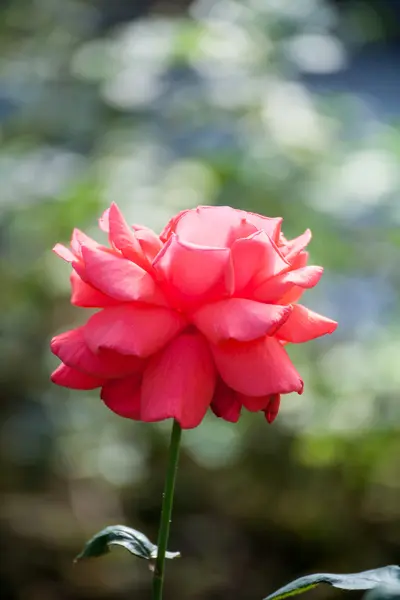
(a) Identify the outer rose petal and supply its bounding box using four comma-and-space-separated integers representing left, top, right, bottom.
231, 230, 289, 292
153, 234, 233, 306
51, 364, 105, 389
264, 394, 281, 423
71, 228, 100, 256
70, 272, 119, 307
238, 393, 275, 412
211, 336, 303, 397
79, 245, 166, 305
210, 379, 242, 422
51, 327, 145, 378
252, 266, 323, 303
191, 298, 293, 343
84, 304, 187, 357
281, 229, 312, 263
101, 374, 142, 419
53, 243, 76, 262
107, 203, 150, 270
141, 332, 216, 429
131, 224, 163, 260
276, 304, 337, 343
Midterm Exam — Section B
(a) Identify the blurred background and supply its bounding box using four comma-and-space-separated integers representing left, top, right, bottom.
0, 0, 399, 598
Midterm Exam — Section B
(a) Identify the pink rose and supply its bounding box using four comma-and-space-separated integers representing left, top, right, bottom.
50, 204, 337, 428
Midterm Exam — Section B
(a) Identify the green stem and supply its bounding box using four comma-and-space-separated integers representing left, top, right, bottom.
152, 419, 182, 600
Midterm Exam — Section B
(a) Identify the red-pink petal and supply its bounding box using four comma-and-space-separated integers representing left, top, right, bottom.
79, 245, 166, 305
101, 374, 142, 419
276, 304, 337, 343
107, 203, 150, 269
252, 266, 323, 303
236, 210, 282, 243
238, 393, 273, 412
282, 229, 312, 263
99, 208, 110, 233
70, 271, 119, 308
153, 233, 233, 306
231, 230, 289, 293
132, 224, 163, 260
211, 336, 303, 397
141, 332, 216, 429
51, 327, 145, 378
51, 364, 105, 389
191, 298, 292, 343
210, 379, 242, 422
84, 304, 187, 357
71, 228, 100, 256
264, 394, 281, 423
166, 206, 258, 247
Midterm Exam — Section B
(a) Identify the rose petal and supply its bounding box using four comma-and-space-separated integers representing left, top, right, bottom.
99, 207, 110, 232
231, 230, 289, 292
264, 394, 281, 423
162, 206, 258, 247
53, 243, 76, 262
71, 229, 100, 256
211, 336, 303, 397
252, 266, 323, 303
276, 304, 337, 343
210, 379, 242, 422
153, 233, 233, 306
141, 332, 216, 429
132, 224, 163, 260
237, 210, 282, 243
84, 304, 187, 357
70, 271, 120, 307
238, 393, 274, 412
51, 327, 145, 378
51, 364, 105, 389
191, 298, 292, 343
79, 245, 166, 305
282, 229, 312, 263
101, 374, 142, 419
107, 203, 150, 269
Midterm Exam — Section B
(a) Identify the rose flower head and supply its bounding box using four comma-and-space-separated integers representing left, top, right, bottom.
50, 204, 337, 428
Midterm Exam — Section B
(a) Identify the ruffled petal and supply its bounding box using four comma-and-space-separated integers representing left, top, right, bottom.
84, 304, 187, 357
153, 233, 233, 307
70, 271, 119, 308
252, 266, 323, 303
191, 298, 292, 343
210, 379, 242, 422
107, 203, 150, 269
231, 230, 289, 293
276, 304, 337, 343
101, 374, 142, 419
211, 336, 303, 397
264, 394, 281, 423
79, 245, 166, 305
236, 210, 282, 243
51, 327, 145, 378
282, 229, 312, 263
162, 206, 258, 248
51, 364, 105, 389
141, 332, 216, 429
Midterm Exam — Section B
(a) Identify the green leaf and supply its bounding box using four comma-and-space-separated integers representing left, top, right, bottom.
74, 525, 180, 563
264, 566, 400, 600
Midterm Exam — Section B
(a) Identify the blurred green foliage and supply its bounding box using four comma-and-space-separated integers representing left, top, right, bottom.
0, 0, 399, 599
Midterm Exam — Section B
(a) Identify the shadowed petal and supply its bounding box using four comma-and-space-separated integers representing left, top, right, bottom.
211, 336, 303, 397
84, 305, 187, 357
192, 298, 292, 343
141, 332, 216, 429
107, 203, 150, 269
70, 272, 119, 308
101, 374, 142, 419
51, 364, 105, 389
210, 379, 242, 422
276, 304, 337, 343
51, 327, 145, 378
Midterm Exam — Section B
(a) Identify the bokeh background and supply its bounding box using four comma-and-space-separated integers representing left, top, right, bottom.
0, 0, 399, 598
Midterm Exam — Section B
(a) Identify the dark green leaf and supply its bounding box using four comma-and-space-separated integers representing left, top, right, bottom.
264, 566, 400, 600
74, 525, 180, 563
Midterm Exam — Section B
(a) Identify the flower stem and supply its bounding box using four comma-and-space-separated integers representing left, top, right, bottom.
152, 419, 182, 600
